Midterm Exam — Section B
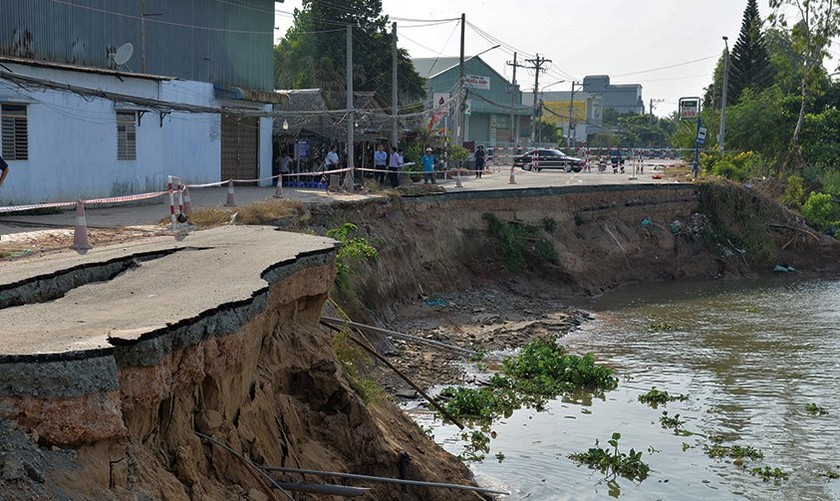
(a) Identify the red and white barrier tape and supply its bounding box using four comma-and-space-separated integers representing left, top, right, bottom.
0, 191, 166, 214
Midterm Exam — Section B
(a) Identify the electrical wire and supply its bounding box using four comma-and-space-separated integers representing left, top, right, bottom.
612, 54, 720, 78
48, 0, 273, 35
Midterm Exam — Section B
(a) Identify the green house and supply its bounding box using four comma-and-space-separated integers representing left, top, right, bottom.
413, 56, 532, 148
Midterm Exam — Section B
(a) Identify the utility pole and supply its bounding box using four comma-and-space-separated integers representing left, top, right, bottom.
719, 36, 730, 156
140, 0, 146, 73
507, 52, 519, 145
567, 81, 577, 149
391, 22, 398, 148
455, 13, 466, 148
346, 24, 355, 189
525, 54, 551, 146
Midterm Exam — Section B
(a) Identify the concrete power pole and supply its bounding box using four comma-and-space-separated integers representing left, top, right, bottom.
456, 13, 466, 148
391, 22, 398, 148
525, 54, 551, 146
346, 24, 355, 188
719, 36, 730, 156
567, 81, 577, 149
507, 52, 518, 144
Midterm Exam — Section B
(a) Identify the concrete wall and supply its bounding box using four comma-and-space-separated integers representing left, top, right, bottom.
0, 63, 272, 204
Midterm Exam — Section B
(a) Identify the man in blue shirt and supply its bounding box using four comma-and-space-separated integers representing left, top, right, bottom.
373, 143, 387, 184
421, 148, 436, 185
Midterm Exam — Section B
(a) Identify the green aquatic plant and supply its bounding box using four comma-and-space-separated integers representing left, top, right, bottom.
648, 321, 678, 332
819, 467, 840, 480
569, 432, 650, 482
806, 403, 829, 415
458, 430, 491, 462
638, 387, 689, 407
705, 440, 764, 461
659, 411, 686, 432
750, 465, 789, 482
439, 337, 617, 422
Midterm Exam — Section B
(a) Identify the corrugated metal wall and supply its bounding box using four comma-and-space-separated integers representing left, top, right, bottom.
0, 0, 275, 90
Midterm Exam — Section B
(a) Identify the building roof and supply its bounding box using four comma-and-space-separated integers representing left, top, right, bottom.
412, 57, 462, 79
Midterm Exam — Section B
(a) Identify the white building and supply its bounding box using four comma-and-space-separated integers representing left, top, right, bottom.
0, 58, 275, 205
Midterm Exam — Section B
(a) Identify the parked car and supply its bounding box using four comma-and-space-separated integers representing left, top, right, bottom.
513, 148, 585, 172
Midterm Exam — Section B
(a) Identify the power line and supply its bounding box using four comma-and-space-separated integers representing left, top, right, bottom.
612, 54, 719, 78
49, 0, 273, 35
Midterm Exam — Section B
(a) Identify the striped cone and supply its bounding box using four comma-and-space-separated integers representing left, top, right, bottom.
455, 171, 463, 188
224, 180, 236, 207
273, 176, 284, 198
182, 186, 192, 215
509, 166, 517, 184
70, 200, 93, 251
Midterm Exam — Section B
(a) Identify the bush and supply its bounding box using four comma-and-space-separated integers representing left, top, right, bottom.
783, 175, 806, 209
713, 160, 748, 182
802, 192, 840, 233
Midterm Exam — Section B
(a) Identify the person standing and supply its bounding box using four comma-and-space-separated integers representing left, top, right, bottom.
325, 145, 340, 170
0, 154, 9, 189
387, 146, 402, 188
278, 149, 292, 185
474, 145, 486, 179
373, 143, 388, 185
421, 147, 437, 185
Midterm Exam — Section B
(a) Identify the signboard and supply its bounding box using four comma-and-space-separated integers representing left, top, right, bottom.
433, 92, 451, 111
679, 97, 700, 119
697, 126, 708, 145
464, 74, 491, 91
464, 99, 472, 117
295, 139, 310, 159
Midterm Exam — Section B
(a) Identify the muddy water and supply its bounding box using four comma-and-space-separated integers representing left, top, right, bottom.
417, 277, 840, 500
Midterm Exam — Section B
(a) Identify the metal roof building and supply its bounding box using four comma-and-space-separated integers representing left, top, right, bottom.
0, 0, 280, 90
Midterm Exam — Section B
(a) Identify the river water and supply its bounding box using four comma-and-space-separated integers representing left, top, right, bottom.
416, 277, 840, 500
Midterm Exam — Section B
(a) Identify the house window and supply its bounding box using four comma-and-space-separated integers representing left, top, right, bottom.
1, 104, 29, 160
116, 111, 137, 160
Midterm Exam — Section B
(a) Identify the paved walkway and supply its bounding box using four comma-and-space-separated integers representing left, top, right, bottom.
0, 161, 684, 235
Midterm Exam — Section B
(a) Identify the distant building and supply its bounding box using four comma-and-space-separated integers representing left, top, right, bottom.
522, 90, 603, 147
523, 75, 643, 147
0, 0, 283, 205
413, 56, 531, 148
582, 75, 644, 115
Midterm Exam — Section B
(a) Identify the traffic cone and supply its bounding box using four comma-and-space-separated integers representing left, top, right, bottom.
273, 178, 284, 198
70, 200, 93, 251
182, 186, 192, 215
224, 180, 236, 206
455, 170, 464, 188
509, 166, 517, 184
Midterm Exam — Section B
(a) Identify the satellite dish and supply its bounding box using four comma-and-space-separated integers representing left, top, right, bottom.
113, 43, 134, 66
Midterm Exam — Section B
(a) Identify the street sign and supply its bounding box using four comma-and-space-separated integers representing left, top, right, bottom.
295, 139, 310, 159
679, 97, 700, 119
697, 126, 707, 145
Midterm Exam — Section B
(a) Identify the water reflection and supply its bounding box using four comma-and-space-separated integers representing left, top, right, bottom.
418, 278, 840, 500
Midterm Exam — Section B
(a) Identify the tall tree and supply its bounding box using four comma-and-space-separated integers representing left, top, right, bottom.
729, 0, 775, 104
274, 0, 425, 109
703, 50, 727, 110
769, 0, 840, 171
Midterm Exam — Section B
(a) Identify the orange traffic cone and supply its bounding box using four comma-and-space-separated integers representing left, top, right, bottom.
70, 200, 92, 251
224, 180, 236, 207
509, 166, 517, 184
182, 185, 192, 215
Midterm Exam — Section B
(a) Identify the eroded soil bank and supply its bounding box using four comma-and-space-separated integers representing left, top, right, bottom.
1, 182, 838, 500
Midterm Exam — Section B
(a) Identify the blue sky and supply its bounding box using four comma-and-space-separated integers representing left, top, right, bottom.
275, 1, 836, 117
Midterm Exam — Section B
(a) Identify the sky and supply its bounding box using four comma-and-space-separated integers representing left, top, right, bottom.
274, 0, 834, 118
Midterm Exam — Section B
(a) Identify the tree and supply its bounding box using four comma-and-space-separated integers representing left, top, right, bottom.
729, 0, 775, 104
769, 0, 840, 172
703, 50, 727, 110
274, 0, 425, 108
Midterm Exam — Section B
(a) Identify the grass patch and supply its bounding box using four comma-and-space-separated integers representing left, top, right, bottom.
332, 330, 385, 405
482, 213, 558, 272
185, 199, 304, 228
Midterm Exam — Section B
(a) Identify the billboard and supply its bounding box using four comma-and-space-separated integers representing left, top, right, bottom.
679, 97, 700, 119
